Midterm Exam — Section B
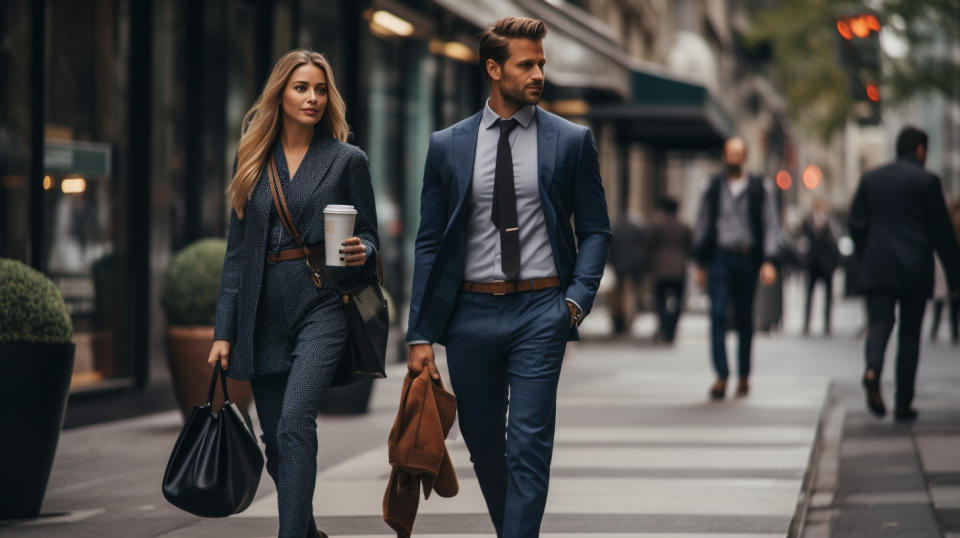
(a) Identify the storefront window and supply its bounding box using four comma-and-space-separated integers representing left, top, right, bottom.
365, 32, 407, 303
43, 0, 129, 387
0, 0, 33, 261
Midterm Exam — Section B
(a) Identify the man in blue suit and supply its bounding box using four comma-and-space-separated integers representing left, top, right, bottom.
406, 16, 611, 538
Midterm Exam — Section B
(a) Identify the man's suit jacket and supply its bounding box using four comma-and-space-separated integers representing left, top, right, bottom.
214, 136, 379, 380
406, 107, 611, 345
848, 158, 960, 297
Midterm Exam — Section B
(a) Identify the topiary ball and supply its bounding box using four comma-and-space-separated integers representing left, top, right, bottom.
0, 259, 73, 344
161, 239, 227, 326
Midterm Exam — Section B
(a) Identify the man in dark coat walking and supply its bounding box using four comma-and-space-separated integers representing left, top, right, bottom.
607, 214, 645, 335
646, 197, 693, 343
848, 126, 960, 421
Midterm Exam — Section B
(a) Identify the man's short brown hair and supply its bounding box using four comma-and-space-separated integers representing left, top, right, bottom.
478, 17, 547, 83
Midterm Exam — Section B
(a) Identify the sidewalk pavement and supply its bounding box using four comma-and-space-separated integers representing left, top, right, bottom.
801, 362, 960, 538
2, 277, 957, 537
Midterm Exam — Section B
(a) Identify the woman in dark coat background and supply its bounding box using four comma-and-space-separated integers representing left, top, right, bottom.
207, 49, 379, 538
801, 197, 840, 336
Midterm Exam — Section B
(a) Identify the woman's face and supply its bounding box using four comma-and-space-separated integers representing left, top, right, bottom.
281, 62, 328, 128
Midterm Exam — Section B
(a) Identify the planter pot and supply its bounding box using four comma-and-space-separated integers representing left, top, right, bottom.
165, 327, 253, 421
319, 378, 375, 415
0, 342, 75, 519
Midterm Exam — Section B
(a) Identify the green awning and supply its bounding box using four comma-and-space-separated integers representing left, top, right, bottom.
589, 70, 735, 149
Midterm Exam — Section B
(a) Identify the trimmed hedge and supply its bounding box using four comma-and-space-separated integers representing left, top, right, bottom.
0, 259, 73, 344
161, 238, 227, 326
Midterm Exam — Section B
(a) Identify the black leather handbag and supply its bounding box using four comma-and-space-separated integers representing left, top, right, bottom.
267, 157, 388, 386
162, 366, 264, 517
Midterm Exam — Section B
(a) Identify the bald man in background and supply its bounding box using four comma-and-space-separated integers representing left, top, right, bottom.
692, 138, 780, 400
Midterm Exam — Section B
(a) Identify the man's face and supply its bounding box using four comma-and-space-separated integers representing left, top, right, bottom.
723, 138, 747, 176
490, 38, 545, 106
723, 139, 746, 168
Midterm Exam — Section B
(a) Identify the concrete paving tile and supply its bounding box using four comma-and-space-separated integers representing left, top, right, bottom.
917, 436, 960, 472
939, 509, 960, 531
553, 425, 815, 445
837, 452, 921, 477
835, 472, 927, 495
930, 473, 960, 486
932, 487, 960, 509
839, 438, 914, 457
830, 504, 941, 538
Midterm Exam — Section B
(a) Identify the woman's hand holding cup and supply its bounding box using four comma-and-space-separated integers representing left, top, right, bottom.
340, 237, 366, 266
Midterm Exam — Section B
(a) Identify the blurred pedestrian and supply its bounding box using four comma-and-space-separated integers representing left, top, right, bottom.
693, 137, 780, 400
801, 198, 840, 336
406, 17, 611, 537
646, 197, 692, 343
848, 126, 960, 421
208, 50, 380, 538
608, 212, 645, 335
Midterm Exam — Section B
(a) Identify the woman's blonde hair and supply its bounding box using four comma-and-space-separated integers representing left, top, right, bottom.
228, 49, 348, 217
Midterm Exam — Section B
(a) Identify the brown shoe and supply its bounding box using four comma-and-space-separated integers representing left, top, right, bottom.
736, 378, 749, 397
710, 378, 728, 400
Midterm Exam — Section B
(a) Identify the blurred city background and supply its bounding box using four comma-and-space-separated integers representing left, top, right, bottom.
1, 0, 959, 537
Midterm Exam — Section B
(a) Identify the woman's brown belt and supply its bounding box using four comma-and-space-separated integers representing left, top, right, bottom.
266, 248, 307, 263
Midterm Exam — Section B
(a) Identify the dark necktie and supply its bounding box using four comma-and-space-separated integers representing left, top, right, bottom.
492, 118, 521, 280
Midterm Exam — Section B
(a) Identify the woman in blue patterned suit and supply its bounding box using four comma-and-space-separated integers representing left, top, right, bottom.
207, 49, 378, 538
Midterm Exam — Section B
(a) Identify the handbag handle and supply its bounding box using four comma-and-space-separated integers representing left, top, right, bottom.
206, 366, 231, 406
266, 156, 383, 296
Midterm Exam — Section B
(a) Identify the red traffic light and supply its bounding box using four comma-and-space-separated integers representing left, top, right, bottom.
836, 14, 881, 40
866, 83, 880, 102
837, 20, 853, 40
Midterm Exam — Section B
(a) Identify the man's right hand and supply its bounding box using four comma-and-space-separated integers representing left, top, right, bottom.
208, 340, 230, 370
407, 343, 440, 380
695, 267, 707, 289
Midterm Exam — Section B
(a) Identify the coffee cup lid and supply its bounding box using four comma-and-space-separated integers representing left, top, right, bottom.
324, 204, 357, 214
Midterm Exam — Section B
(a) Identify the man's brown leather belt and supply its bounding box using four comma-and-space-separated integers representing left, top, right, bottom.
267, 248, 306, 262
461, 277, 561, 295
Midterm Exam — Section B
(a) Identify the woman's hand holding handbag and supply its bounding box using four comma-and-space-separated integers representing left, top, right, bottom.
161, 366, 264, 517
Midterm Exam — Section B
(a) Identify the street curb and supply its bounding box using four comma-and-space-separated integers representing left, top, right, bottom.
789, 381, 844, 538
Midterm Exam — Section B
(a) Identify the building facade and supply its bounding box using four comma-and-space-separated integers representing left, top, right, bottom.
2, 0, 751, 394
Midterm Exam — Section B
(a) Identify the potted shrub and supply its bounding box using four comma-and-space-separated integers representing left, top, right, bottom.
0, 258, 76, 518
161, 239, 252, 420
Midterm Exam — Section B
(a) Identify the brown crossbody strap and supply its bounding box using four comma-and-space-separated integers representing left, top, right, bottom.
265, 155, 384, 290
266, 158, 305, 252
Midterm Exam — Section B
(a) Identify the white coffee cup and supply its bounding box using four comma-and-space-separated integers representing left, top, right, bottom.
324, 204, 358, 266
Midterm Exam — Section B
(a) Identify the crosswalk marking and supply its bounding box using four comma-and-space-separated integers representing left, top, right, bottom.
326, 534, 784, 538
237, 333, 826, 537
